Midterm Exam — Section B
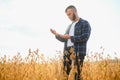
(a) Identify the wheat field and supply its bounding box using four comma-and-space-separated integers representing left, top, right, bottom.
0, 49, 120, 80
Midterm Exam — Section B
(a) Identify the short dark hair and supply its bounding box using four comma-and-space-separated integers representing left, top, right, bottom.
65, 5, 76, 12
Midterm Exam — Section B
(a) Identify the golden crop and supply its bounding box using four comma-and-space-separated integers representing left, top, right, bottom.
0, 49, 120, 80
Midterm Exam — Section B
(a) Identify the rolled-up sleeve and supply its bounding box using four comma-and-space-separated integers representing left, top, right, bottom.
55, 35, 67, 42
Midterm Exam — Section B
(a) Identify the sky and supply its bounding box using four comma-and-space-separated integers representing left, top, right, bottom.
0, 0, 120, 59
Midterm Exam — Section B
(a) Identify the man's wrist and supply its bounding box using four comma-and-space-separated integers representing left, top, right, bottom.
55, 33, 59, 36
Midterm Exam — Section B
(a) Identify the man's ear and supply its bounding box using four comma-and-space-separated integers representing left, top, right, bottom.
73, 9, 77, 13
73, 9, 77, 15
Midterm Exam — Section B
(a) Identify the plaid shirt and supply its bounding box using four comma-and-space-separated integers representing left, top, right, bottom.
56, 18, 91, 55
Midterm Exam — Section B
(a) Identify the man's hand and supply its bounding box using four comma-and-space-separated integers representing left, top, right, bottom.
50, 29, 58, 35
50, 28, 70, 39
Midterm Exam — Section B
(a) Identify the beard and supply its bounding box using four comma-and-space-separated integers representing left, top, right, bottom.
72, 13, 76, 21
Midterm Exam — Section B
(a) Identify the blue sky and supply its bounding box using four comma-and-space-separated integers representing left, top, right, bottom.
0, 0, 120, 59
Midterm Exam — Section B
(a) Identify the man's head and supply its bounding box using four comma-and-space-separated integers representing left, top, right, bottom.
65, 5, 78, 21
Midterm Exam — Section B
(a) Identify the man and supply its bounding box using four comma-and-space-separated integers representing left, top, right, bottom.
50, 5, 91, 80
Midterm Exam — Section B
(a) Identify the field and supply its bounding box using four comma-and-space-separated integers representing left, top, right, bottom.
0, 49, 120, 80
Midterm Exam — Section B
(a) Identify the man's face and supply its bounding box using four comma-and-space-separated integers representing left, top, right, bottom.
66, 9, 76, 21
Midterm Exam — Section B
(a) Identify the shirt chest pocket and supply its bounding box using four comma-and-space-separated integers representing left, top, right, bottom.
74, 26, 82, 35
